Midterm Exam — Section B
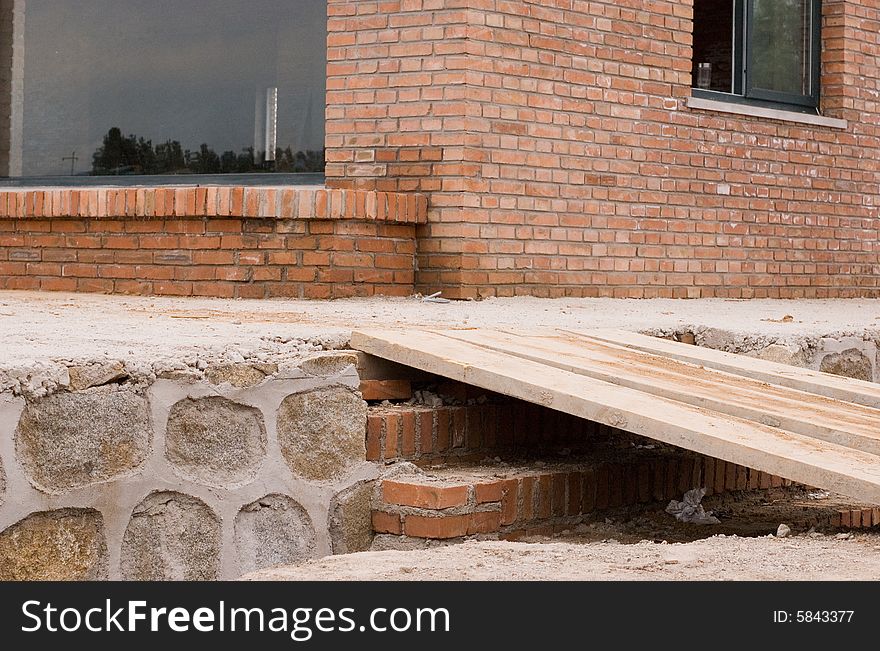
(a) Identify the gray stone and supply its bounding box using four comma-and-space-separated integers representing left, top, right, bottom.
120, 492, 221, 581
819, 348, 873, 382
696, 328, 736, 351
752, 343, 808, 367
157, 370, 202, 382
0, 509, 107, 580
166, 397, 267, 488
205, 363, 278, 388
776, 523, 791, 538
299, 353, 357, 377
235, 494, 317, 574
277, 388, 367, 482
329, 481, 375, 555
15, 389, 152, 493
67, 361, 128, 391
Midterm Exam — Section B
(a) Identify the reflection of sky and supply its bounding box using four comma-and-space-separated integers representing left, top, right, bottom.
21, 0, 326, 176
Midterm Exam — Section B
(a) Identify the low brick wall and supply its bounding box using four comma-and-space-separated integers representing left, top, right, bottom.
0, 353, 376, 580
0, 186, 427, 298
365, 390, 875, 541
373, 456, 793, 541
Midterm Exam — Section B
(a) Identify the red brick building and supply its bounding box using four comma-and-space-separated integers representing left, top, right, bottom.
1, 0, 878, 299
327, 0, 879, 299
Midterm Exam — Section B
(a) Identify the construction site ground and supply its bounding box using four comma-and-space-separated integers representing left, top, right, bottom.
3, 290, 880, 580
246, 487, 880, 581
6, 291, 880, 367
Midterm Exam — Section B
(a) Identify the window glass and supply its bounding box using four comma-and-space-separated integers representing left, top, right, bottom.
749, 0, 812, 96
0, 0, 326, 178
692, 0, 735, 94
691, 0, 819, 109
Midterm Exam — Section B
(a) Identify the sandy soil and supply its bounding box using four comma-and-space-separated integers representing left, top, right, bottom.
243, 534, 880, 581
4, 291, 880, 366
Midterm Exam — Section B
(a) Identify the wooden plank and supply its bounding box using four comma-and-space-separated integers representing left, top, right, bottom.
436, 329, 880, 456
351, 329, 880, 504
574, 328, 880, 408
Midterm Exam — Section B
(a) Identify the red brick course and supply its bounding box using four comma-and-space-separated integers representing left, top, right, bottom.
0, 186, 428, 223
366, 403, 603, 463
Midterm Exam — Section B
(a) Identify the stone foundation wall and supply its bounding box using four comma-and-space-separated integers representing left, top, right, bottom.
0, 353, 376, 580
664, 327, 880, 383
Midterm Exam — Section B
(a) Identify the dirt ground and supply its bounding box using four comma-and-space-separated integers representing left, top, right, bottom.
4, 290, 880, 366
245, 488, 880, 581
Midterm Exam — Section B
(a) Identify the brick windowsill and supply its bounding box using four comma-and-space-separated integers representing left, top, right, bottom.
0, 185, 429, 224
686, 96, 848, 130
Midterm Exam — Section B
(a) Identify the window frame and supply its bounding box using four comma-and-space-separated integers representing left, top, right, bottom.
692, 0, 822, 112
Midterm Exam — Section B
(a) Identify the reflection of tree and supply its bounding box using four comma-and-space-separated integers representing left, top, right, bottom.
91, 127, 325, 175
751, 0, 809, 95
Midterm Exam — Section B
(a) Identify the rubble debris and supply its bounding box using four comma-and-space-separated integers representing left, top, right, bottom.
666, 488, 720, 525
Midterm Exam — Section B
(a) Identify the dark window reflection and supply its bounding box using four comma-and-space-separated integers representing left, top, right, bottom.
2, 0, 326, 178
692, 0, 735, 93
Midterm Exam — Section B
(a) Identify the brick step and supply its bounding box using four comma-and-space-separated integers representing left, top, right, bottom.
372, 454, 794, 541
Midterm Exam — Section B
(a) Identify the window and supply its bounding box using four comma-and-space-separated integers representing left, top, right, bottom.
692, 0, 821, 111
0, 0, 327, 180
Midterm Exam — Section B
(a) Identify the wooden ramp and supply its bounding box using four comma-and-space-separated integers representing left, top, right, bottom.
350, 328, 880, 505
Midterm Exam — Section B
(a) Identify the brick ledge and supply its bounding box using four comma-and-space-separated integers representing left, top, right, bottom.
0, 186, 428, 224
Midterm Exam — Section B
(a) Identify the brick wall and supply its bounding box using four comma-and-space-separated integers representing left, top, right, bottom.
330, 0, 880, 299
367, 402, 605, 464
0, 186, 426, 298
373, 453, 793, 540
367, 399, 781, 539
325, 0, 474, 291
366, 397, 871, 540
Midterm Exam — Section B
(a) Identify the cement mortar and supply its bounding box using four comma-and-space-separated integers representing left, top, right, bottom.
4, 292, 880, 398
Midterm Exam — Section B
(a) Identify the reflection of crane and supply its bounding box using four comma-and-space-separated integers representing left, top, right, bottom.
61, 151, 78, 175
